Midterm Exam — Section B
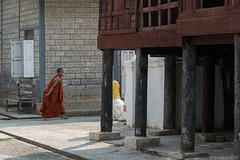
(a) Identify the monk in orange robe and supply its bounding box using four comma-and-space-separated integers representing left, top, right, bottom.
40, 68, 68, 120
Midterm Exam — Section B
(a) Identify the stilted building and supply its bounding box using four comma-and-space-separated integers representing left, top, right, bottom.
97, 0, 240, 156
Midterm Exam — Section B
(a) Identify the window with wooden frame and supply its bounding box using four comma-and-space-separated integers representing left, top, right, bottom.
24, 30, 34, 40
197, 0, 224, 8
139, 0, 179, 29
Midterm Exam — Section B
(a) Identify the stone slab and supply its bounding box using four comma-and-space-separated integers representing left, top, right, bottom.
89, 132, 121, 141
0, 115, 11, 120
148, 129, 180, 136
195, 133, 225, 142
124, 136, 160, 150
167, 151, 208, 160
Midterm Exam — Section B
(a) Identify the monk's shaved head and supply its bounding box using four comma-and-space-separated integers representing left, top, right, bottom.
57, 68, 64, 73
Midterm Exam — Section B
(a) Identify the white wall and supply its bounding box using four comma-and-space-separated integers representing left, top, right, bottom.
124, 58, 225, 130
124, 56, 165, 129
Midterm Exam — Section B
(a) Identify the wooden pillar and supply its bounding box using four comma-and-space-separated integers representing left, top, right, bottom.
234, 34, 240, 157
202, 55, 215, 133
114, 50, 118, 81
135, 48, 148, 137
181, 40, 197, 152
223, 56, 234, 129
101, 49, 113, 132
164, 56, 176, 129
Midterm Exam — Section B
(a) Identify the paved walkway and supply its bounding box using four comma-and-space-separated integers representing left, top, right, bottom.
0, 133, 73, 160
0, 107, 41, 119
0, 115, 236, 160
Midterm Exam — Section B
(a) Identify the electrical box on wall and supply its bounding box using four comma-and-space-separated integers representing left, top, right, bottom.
11, 40, 34, 78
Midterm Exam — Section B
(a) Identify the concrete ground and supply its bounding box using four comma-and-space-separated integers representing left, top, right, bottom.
0, 133, 73, 160
0, 108, 236, 160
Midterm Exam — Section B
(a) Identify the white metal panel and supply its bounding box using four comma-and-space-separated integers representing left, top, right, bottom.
23, 40, 34, 77
11, 41, 23, 77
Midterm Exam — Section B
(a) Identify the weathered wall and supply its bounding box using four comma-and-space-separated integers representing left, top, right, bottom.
0, 0, 40, 105
1, 0, 20, 94
0, 0, 102, 110
20, 0, 40, 78
44, 0, 101, 109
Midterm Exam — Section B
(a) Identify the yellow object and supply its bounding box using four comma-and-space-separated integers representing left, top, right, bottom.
113, 80, 121, 99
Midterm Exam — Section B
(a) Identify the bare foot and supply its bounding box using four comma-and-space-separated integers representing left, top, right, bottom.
61, 115, 68, 119
42, 117, 47, 121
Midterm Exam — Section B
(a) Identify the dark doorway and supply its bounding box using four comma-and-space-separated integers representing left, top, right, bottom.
202, 0, 224, 8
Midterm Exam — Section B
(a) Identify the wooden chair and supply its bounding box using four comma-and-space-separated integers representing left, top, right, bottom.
6, 83, 35, 114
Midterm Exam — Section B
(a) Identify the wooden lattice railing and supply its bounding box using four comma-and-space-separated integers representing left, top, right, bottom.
138, 0, 179, 31
99, 0, 136, 34
99, 0, 179, 34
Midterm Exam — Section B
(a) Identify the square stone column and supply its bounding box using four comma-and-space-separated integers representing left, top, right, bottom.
181, 39, 197, 152
90, 49, 121, 141
135, 48, 148, 137
101, 49, 114, 132
164, 55, 176, 129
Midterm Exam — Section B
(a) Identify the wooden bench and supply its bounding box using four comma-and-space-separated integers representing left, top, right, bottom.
6, 83, 35, 114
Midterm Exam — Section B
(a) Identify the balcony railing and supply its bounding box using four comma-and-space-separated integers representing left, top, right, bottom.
138, 0, 179, 31
99, 0, 136, 34
99, 0, 179, 34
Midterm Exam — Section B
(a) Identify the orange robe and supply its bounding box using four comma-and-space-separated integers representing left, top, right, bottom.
40, 75, 65, 118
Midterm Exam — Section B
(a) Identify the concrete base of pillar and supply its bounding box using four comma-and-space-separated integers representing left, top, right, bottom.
89, 132, 121, 141
124, 136, 160, 150
195, 133, 225, 142
148, 129, 180, 136
167, 151, 208, 159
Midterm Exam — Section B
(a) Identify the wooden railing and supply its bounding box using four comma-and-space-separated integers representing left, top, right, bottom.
99, 0, 136, 35
138, 0, 179, 31
99, 0, 179, 35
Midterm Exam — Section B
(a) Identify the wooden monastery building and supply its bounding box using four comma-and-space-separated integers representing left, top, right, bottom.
97, 0, 240, 156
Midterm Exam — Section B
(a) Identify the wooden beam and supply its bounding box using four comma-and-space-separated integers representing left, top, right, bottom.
104, 0, 107, 30
178, 5, 240, 19
158, 0, 161, 26
181, 39, 197, 152
223, 56, 234, 129
138, 2, 178, 13
98, 29, 182, 49
135, 48, 148, 137
190, 34, 234, 45
148, 0, 151, 27
177, 13, 240, 36
101, 49, 114, 132
202, 55, 215, 133
164, 56, 176, 129
136, 0, 141, 31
